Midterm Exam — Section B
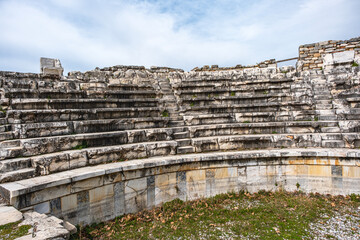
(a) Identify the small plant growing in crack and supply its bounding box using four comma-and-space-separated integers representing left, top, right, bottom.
162, 110, 169, 117
72, 140, 88, 150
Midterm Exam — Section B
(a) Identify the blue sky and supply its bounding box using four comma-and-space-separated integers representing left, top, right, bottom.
0, 0, 359, 73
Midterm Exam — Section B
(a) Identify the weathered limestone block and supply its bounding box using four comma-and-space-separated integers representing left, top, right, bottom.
0, 206, 22, 225
40, 57, 63, 76
17, 211, 75, 240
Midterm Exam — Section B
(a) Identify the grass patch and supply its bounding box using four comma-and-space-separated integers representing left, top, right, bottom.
0, 221, 32, 240
314, 116, 319, 121
0, 106, 6, 114
352, 62, 359, 67
243, 121, 250, 123
162, 111, 169, 117
71, 191, 359, 240
72, 140, 88, 150
230, 92, 235, 96
190, 102, 195, 107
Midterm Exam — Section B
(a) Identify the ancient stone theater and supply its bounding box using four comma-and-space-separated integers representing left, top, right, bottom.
0, 37, 359, 226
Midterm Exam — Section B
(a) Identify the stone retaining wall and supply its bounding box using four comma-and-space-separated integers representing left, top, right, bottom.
298, 37, 360, 71
1, 149, 359, 225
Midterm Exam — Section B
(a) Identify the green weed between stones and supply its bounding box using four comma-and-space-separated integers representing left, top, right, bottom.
71, 191, 360, 240
162, 111, 169, 117
0, 106, 6, 114
72, 140, 88, 150
352, 62, 359, 67
0, 221, 32, 240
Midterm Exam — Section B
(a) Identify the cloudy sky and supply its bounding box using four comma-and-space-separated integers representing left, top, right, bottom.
0, 0, 359, 73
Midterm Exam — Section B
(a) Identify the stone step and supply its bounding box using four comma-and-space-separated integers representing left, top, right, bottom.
184, 102, 313, 115
172, 127, 187, 133
321, 134, 343, 140
320, 127, 341, 133
0, 118, 7, 125
318, 115, 338, 120
174, 131, 190, 139
315, 104, 333, 109
0, 146, 23, 160
183, 97, 295, 108
314, 100, 332, 104
168, 121, 185, 127
10, 98, 159, 110
0, 157, 32, 173
107, 84, 154, 91
176, 139, 192, 147
181, 92, 290, 102
316, 109, 336, 115
321, 140, 345, 148
169, 116, 182, 121
4, 89, 157, 99
12, 117, 168, 139
313, 91, 331, 95
7, 107, 162, 124
0, 132, 13, 141
314, 95, 331, 100
2, 140, 179, 176
313, 86, 329, 91
177, 146, 195, 154
182, 86, 292, 95
189, 121, 340, 137
0, 125, 11, 132
0, 168, 35, 183
182, 78, 293, 86
0, 128, 182, 159
190, 133, 355, 152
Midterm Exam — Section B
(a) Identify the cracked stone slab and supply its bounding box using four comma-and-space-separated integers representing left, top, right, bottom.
17, 211, 76, 240
0, 206, 23, 225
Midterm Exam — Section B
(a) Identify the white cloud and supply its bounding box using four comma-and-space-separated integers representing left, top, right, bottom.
0, 0, 359, 73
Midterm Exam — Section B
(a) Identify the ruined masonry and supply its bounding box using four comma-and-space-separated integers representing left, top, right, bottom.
0, 37, 360, 228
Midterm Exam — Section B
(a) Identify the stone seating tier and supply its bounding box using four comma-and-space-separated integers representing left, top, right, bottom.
1, 129, 358, 183
6, 108, 163, 124
9, 98, 159, 110
0, 149, 359, 225
4, 89, 157, 99
0, 46, 359, 226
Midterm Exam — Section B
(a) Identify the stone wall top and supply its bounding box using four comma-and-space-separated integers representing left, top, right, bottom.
298, 37, 360, 71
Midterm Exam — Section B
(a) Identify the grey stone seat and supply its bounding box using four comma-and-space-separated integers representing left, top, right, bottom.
179, 85, 291, 98
10, 98, 159, 110
188, 121, 341, 138
4, 88, 157, 100
181, 93, 294, 107
0, 127, 180, 159
11, 117, 168, 139
107, 83, 155, 91
183, 101, 313, 115
0, 139, 179, 183
7, 107, 163, 124
190, 132, 355, 152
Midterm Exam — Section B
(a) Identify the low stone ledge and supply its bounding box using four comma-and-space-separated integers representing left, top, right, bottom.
0, 148, 359, 225
1, 148, 359, 198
